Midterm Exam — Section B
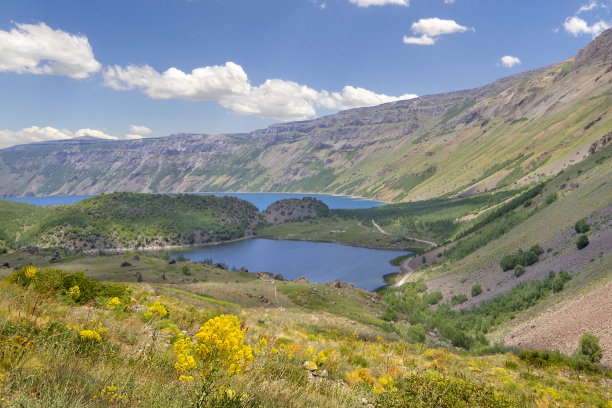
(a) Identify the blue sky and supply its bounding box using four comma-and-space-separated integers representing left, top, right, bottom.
0, 0, 610, 148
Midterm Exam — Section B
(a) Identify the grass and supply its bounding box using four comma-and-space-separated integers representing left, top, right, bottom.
0, 264, 610, 407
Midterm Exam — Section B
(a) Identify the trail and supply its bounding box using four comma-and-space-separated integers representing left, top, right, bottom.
371, 219, 388, 235
393, 257, 414, 288
372, 219, 438, 246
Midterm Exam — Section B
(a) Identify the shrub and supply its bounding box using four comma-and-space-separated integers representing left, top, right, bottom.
425, 291, 443, 305
576, 234, 589, 249
471, 284, 483, 297
514, 265, 526, 278
500, 248, 540, 271
544, 192, 558, 205
529, 244, 544, 255
381, 307, 398, 322
575, 219, 590, 233
450, 294, 468, 306
576, 332, 602, 363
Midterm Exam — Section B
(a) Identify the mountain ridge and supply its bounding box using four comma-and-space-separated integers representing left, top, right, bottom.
1, 30, 610, 201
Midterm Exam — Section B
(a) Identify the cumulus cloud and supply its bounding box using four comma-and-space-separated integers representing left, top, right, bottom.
0, 22, 101, 79
103, 62, 417, 121
0, 126, 118, 149
499, 55, 521, 68
563, 16, 609, 36
129, 125, 152, 135
403, 18, 470, 45
349, 0, 408, 6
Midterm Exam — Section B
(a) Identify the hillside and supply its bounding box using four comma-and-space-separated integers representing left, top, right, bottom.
0, 257, 610, 407
1, 31, 610, 202
19, 193, 262, 251
0, 200, 51, 252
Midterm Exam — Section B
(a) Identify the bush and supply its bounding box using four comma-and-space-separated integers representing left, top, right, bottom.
514, 265, 526, 278
576, 234, 589, 249
471, 284, 483, 297
574, 219, 590, 233
450, 294, 468, 306
500, 248, 540, 271
576, 332, 602, 363
381, 307, 398, 322
425, 291, 443, 305
544, 192, 558, 205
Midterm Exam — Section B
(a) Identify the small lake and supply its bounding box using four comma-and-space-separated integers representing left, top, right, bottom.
5, 192, 384, 211
172, 239, 404, 291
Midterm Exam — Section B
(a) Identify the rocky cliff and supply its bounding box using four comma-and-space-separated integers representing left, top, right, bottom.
1, 30, 611, 202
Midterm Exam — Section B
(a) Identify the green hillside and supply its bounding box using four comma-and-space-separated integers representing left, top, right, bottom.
0, 200, 50, 252
21, 193, 262, 251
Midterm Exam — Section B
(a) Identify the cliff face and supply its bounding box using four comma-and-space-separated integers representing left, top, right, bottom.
1, 30, 611, 202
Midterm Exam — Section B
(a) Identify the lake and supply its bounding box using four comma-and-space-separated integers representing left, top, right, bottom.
5, 193, 405, 290
5, 192, 385, 211
171, 239, 404, 291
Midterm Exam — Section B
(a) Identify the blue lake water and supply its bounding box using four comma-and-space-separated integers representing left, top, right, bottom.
172, 239, 403, 291
4, 193, 403, 289
5, 192, 384, 211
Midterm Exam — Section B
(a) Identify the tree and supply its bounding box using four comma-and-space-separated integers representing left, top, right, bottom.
574, 219, 590, 233
576, 234, 589, 250
576, 332, 602, 363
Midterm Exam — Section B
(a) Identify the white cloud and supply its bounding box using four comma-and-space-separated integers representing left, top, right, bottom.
75, 128, 117, 140
444, 0, 455, 3
499, 55, 521, 68
0, 22, 101, 79
349, 0, 408, 6
129, 125, 152, 135
125, 134, 144, 140
563, 16, 609, 36
403, 18, 470, 45
577, 1, 599, 14
0, 126, 120, 149
104, 62, 417, 121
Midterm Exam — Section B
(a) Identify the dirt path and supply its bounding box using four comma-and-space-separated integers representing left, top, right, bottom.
371, 220, 388, 235
393, 257, 415, 288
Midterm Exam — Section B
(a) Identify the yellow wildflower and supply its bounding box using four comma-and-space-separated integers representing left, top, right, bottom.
144, 301, 168, 319
95, 385, 125, 403
79, 329, 101, 342
67, 285, 80, 300
372, 375, 397, 394
225, 389, 236, 399
24, 265, 36, 279
107, 297, 121, 310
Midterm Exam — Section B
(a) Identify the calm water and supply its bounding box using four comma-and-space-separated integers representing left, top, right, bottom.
172, 239, 403, 291
5, 192, 384, 211
5, 193, 401, 289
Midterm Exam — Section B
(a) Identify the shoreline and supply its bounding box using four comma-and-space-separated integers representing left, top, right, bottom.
2, 191, 391, 205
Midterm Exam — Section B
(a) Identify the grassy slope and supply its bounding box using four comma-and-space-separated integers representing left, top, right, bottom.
23, 192, 261, 250
0, 200, 51, 250
0, 260, 610, 407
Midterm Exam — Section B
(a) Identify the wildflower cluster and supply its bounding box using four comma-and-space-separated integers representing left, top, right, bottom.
372, 375, 397, 394
172, 314, 253, 381
79, 330, 102, 342
304, 346, 327, 370
0, 335, 35, 371
345, 367, 374, 386
67, 285, 80, 300
144, 301, 168, 319
173, 333, 196, 382
107, 297, 121, 310
93, 385, 125, 403
24, 265, 36, 279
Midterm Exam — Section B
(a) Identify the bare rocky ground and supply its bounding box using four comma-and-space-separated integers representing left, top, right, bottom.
504, 281, 612, 367
423, 205, 612, 309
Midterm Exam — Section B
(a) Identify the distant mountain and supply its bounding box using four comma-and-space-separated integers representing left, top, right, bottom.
1, 30, 610, 201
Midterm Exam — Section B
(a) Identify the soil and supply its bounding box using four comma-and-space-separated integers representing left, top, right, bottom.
504, 281, 612, 367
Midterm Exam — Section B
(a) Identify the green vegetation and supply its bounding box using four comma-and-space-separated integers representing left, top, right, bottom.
575, 219, 591, 233
500, 245, 542, 271
23, 193, 261, 250
576, 332, 603, 363
0, 200, 51, 251
471, 284, 483, 297
380, 271, 573, 351
576, 234, 590, 249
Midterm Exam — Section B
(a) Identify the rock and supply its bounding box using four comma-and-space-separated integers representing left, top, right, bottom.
214, 262, 227, 269
133, 255, 140, 261
237, 267, 248, 273
296, 276, 310, 284
168, 258, 176, 265
135, 272, 143, 282
274, 274, 284, 281
121, 261, 132, 267
1, 262, 9, 268
161, 274, 166, 280
189, 279, 199, 284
